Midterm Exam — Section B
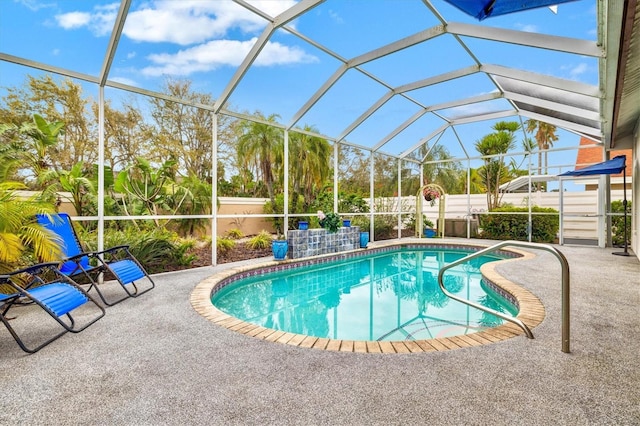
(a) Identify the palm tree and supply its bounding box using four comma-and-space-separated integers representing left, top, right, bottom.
0, 114, 65, 187
419, 143, 462, 194
524, 119, 558, 176
0, 183, 61, 273
237, 112, 284, 207
475, 121, 519, 210
289, 126, 331, 209
38, 161, 95, 216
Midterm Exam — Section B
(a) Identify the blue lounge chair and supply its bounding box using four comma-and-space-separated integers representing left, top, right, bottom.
36, 213, 155, 306
0, 262, 105, 353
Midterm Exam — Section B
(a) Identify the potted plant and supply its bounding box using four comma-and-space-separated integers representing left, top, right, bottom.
423, 218, 436, 238
272, 234, 288, 260
317, 210, 341, 233
423, 186, 440, 207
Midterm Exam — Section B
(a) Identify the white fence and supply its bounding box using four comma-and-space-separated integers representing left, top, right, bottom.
388, 189, 631, 242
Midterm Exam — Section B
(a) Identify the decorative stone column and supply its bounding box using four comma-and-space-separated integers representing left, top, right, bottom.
287, 226, 360, 259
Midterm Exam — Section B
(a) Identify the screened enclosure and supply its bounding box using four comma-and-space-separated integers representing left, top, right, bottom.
0, 0, 637, 265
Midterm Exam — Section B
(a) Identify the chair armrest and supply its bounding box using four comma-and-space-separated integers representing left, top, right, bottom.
6, 262, 61, 277
93, 245, 131, 257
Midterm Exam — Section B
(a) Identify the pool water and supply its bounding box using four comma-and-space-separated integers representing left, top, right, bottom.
211, 248, 518, 341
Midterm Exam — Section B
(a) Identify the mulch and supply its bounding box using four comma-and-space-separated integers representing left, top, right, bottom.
189, 241, 272, 267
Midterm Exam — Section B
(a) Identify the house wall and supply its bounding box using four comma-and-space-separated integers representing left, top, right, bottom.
216, 197, 274, 236
632, 125, 640, 259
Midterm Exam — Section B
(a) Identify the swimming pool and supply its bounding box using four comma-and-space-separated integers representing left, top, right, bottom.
212, 248, 515, 340
192, 242, 545, 353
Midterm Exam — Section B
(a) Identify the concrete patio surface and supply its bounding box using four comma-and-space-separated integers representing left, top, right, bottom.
1, 240, 638, 425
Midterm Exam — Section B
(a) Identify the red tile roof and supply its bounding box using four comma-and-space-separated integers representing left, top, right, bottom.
575, 137, 632, 177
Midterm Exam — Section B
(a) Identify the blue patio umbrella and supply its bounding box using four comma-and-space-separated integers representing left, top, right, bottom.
559, 155, 629, 255
443, 0, 578, 20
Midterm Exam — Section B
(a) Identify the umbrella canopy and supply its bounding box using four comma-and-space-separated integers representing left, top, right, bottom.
443, 0, 578, 20
559, 155, 626, 177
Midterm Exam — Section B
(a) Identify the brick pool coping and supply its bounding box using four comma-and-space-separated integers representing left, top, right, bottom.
190, 240, 545, 353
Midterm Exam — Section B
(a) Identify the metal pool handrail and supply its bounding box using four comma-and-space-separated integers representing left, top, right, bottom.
437, 240, 571, 353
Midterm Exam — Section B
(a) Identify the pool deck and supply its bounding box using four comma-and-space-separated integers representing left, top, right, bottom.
1, 239, 639, 425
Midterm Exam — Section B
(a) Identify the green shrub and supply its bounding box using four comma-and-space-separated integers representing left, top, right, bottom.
479, 206, 559, 243
78, 227, 196, 273
611, 200, 631, 246
216, 237, 235, 254
246, 230, 272, 250
226, 228, 243, 239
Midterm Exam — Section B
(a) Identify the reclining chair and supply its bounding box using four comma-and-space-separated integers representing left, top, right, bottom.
0, 262, 105, 353
36, 213, 155, 306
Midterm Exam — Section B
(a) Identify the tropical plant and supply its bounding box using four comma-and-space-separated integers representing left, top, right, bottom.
288, 127, 331, 209
39, 161, 95, 216
114, 157, 187, 228
317, 211, 341, 233
246, 230, 272, 249
237, 112, 284, 206
417, 143, 462, 194
216, 237, 235, 255
0, 183, 61, 272
475, 121, 519, 210
524, 119, 558, 178
0, 114, 66, 187
226, 228, 243, 239
168, 174, 211, 236
611, 200, 631, 246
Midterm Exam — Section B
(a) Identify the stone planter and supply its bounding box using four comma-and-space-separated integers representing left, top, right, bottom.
287, 227, 360, 259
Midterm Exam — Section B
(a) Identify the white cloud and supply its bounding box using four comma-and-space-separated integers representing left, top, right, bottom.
141, 38, 318, 77
328, 9, 344, 24
109, 76, 139, 87
568, 62, 588, 78
51, 1, 315, 77
17, 0, 55, 12
124, 0, 298, 45
54, 3, 119, 36
514, 23, 538, 33
55, 11, 91, 29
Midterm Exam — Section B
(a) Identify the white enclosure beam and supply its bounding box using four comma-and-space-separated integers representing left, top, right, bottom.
502, 91, 601, 122
349, 25, 446, 67
399, 123, 450, 158
396, 65, 479, 93
481, 64, 601, 98
373, 109, 430, 152
99, 0, 130, 86
447, 22, 605, 57
215, 0, 323, 114
338, 91, 395, 142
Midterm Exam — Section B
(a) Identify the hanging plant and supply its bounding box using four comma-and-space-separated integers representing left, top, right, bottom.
423, 186, 440, 207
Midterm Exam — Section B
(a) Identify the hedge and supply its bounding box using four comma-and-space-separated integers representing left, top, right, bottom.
479, 206, 559, 243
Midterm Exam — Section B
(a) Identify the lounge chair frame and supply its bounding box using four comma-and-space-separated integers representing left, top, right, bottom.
0, 262, 105, 353
37, 213, 155, 306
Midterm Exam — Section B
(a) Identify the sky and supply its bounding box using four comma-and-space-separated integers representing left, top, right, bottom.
0, 0, 599, 184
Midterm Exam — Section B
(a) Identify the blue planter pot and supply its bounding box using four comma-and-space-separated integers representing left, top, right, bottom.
298, 221, 309, 230
342, 219, 351, 227
272, 240, 288, 260
359, 231, 369, 248
424, 229, 436, 238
